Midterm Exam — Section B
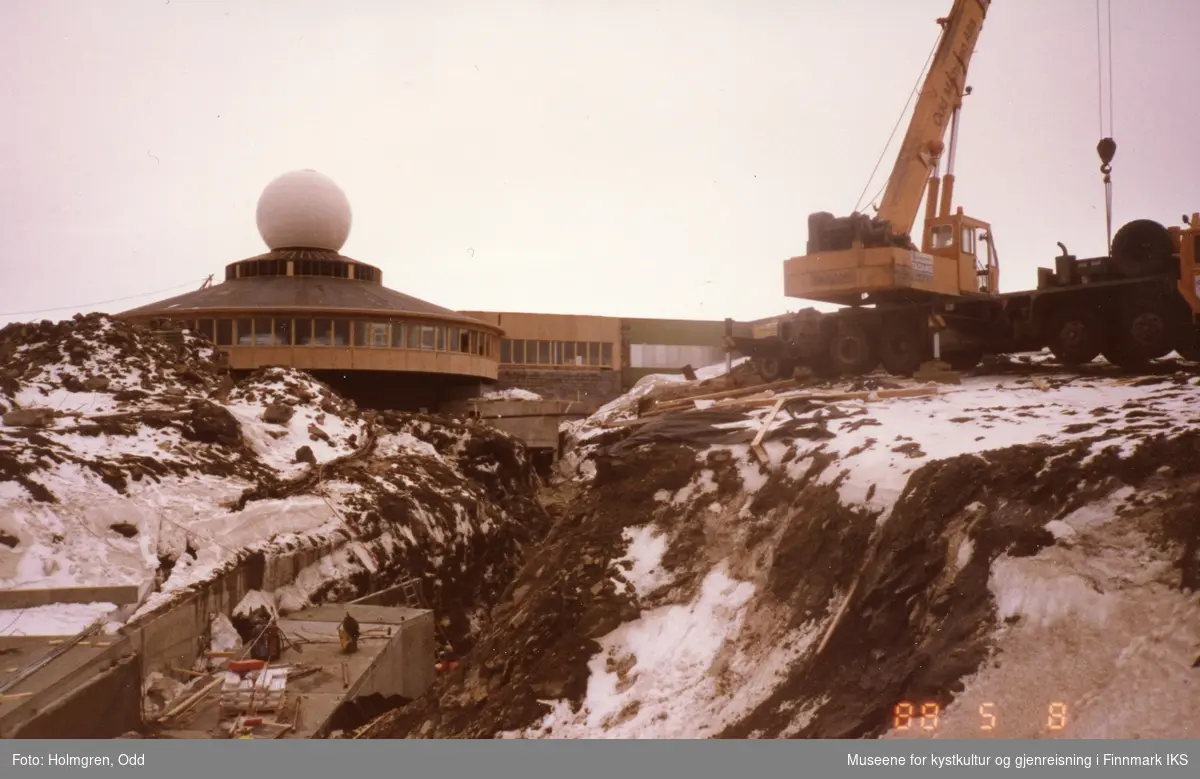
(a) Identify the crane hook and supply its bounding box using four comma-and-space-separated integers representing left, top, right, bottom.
1097, 136, 1116, 176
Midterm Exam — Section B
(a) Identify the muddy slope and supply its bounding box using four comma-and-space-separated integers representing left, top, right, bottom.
363, 422, 1200, 739
724, 431, 1200, 738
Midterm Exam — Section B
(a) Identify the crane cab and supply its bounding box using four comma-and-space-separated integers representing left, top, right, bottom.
780, 207, 1001, 306
923, 208, 999, 296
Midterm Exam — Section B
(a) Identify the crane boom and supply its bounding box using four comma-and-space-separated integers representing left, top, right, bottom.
877, 0, 990, 237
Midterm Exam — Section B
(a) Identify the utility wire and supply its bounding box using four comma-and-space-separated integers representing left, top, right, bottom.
1095, 0, 1115, 137
0, 278, 209, 318
1106, 0, 1114, 136
1095, 0, 1106, 136
852, 34, 942, 214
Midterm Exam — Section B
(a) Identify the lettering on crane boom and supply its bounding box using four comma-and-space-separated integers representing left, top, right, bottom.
933, 16, 981, 127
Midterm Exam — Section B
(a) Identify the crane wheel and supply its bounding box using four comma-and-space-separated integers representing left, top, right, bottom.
943, 349, 983, 371
1176, 342, 1200, 362
1122, 306, 1175, 361
828, 327, 879, 376
1100, 341, 1149, 371
1102, 297, 1176, 368
877, 321, 927, 377
1175, 325, 1200, 362
753, 355, 794, 383
1045, 308, 1103, 366
1111, 219, 1175, 278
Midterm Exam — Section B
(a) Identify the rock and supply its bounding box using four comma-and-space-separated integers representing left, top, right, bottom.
3, 407, 57, 428
295, 445, 316, 464
109, 522, 139, 538
113, 388, 148, 402
83, 375, 111, 391
183, 400, 241, 446
580, 605, 623, 638
308, 423, 331, 442
263, 403, 296, 425
531, 678, 568, 699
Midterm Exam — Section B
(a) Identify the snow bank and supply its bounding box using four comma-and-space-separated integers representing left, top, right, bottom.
0, 602, 116, 636
0, 315, 547, 649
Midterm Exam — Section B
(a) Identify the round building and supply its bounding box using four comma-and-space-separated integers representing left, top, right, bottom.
119, 169, 502, 410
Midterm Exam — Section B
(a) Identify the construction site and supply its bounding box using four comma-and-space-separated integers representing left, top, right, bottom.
2, 0, 1199, 742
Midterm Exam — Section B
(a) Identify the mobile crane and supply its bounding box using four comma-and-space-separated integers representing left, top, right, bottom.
726, 0, 1200, 381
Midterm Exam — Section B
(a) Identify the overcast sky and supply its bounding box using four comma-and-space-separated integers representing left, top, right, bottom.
3, 0, 1195, 326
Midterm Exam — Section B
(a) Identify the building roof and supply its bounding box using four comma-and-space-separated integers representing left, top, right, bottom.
120, 252, 490, 328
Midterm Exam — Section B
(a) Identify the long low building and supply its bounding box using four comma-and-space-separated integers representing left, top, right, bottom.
460, 311, 753, 410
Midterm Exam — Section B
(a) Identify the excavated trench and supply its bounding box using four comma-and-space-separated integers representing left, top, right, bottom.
359, 411, 1200, 739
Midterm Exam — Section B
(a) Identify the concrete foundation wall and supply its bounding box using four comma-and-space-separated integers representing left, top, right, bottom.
0, 638, 138, 739
10, 654, 142, 739
263, 546, 332, 592
494, 368, 622, 410
442, 399, 589, 450
352, 611, 436, 702
131, 565, 254, 677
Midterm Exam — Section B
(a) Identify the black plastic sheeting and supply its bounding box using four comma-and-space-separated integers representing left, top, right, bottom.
605, 409, 758, 456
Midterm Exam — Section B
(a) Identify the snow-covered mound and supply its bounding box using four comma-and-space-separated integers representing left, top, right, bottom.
363, 357, 1200, 739
0, 314, 548, 648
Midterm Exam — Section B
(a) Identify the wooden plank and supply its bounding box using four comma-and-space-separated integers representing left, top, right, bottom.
157, 678, 221, 722
645, 378, 798, 414
719, 385, 944, 411
750, 397, 787, 463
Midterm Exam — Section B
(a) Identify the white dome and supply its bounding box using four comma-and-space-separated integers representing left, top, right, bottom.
255, 169, 352, 252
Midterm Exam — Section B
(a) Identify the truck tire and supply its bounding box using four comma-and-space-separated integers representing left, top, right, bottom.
878, 321, 926, 377
1103, 296, 1176, 368
754, 355, 793, 383
1111, 219, 1175, 278
1121, 302, 1175, 361
1045, 308, 1103, 366
943, 349, 983, 370
828, 326, 878, 376
1176, 342, 1200, 362
1100, 342, 1148, 370
1174, 325, 1200, 362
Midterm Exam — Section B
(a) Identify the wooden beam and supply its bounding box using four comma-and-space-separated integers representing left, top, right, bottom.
645, 378, 798, 414
750, 397, 787, 463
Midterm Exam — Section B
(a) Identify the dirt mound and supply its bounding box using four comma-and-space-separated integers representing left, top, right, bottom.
0, 313, 226, 409
1, 315, 550, 657
364, 371, 1200, 739
723, 431, 1200, 738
